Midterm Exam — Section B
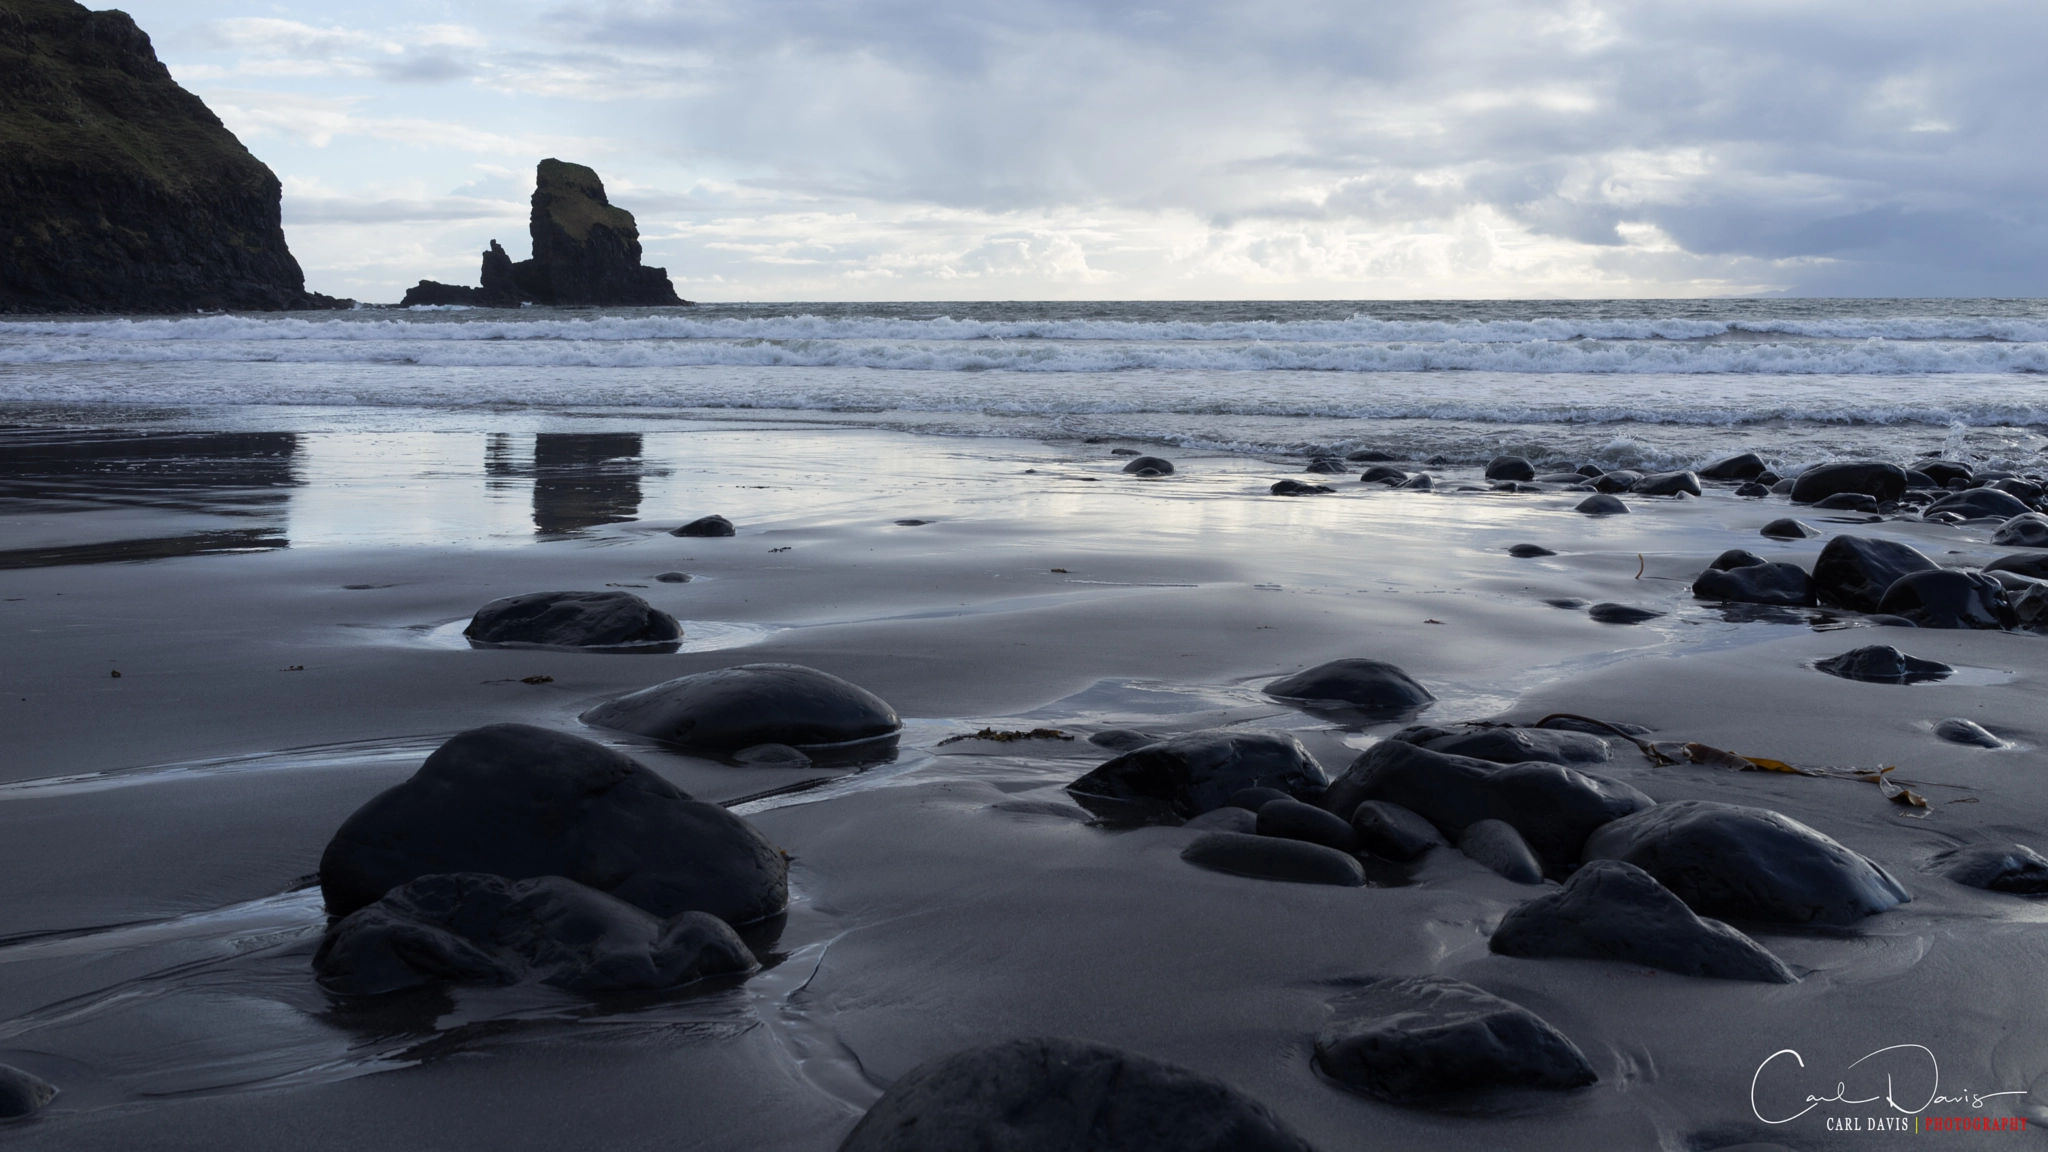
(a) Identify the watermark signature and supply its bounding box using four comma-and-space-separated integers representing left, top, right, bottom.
1752, 1045, 2027, 1130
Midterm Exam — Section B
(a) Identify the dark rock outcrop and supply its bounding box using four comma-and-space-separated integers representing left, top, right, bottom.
1583, 800, 1909, 925
838, 1037, 1320, 1152
1181, 831, 1366, 886
1790, 462, 1907, 505
1314, 976, 1597, 1103
1264, 658, 1435, 718
1931, 843, 2048, 894
314, 872, 757, 995
1813, 535, 1939, 612
464, 589, 682, 650
1814, 645, 1952, 684
1693, 562, 1816, 607
1066, 730, 1329, 822
582, 663, 902, 759
318, 724, 790, 924
1875, 569, 2015, 629
1, 0, 343, 312
1490, 860, 1797, 982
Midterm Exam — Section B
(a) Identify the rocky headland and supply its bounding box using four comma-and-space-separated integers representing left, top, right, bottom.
0, 0, 343, 313
401, 159, 688, 308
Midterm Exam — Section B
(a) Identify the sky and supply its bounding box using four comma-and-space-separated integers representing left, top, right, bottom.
117, 0, 2048, 303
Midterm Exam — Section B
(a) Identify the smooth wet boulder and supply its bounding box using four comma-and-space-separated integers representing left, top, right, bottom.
1583, 800, 1908, 925
2014, 584, 2048, 633
1700, 453, 1768, 481
1319, 740, 1651, 875
1397, 473, 1434, 491
1928, 488, 2031, 520
1489, 860, 1796, 982
1634, 470, 1702, 497
1710, 549, 1768, 571
672, 514, 736, 537
1986, 552, 2048, 581
1271, 479, 1335, 496
1417, 727, 1611, 767
1181, 831, 1365, 887
1875, 569, 2016, 629
1304, 457, 1346, 475
1351, 800, 1444, 861
1575, 494, 1628, 516
1485, 456, 1536, 482
1790, 461, 1907, 505
1534, 472, 1589, 484
1359, 465, 1408, 484
1184, 807, 1258, 834
1088, 728, 1162, 752
1122, 455, 1175, 475
0, 1065, 56, 1119
1458, 820, 1543, 884
1813, 644, 1953, 683
1934, 718, 2002, 748
1588, 602, 1661, 624
314, 872, 757, 996
838, 1037, 1319, 1152
1993, 514, 2048, 548
1813, 492, 1879, 513
318, 724, 789, 924
1264, 658, 1435, 717
1913, 460, 1973, 487
1256, 798, 1359, 853
582, 663, 902, 758
1735, 481, 1770, 498
1067, 730, 1331, 822
654, 571, 692, 583
1760, 518, 1820, 540
1592, 470, 1642, 494
1812, 535, 1939, 612
1931, 843, 2048, 895
464, 590, 681, 650
1348, 448, 1401, 461
1693, 561, 1816, 607
1507, 543, 1557, 558
1314, 976, 1596, 1103
1229, 786, 1295, 812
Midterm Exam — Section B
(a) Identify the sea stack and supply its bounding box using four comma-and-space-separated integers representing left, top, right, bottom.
0, 0, 341, 313
400, 159, 688, 307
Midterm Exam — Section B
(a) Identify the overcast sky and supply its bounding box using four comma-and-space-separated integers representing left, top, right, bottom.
119, 0, 2048, 302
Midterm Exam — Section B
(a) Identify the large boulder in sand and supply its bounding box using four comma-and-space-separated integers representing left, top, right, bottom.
1490, 860, 1796, 982
1993, 515, 2048, 548
1692, 561, 1816, 607
318, 724, 789, 924
1813, 645, 1952, 684
671, 514, 736, 537
0, 1065, 56, 1119
464, 590, 681, 650
1181, 831, 1366, 887
838, 1037, 1319, 1152
1930, 843, 2048, 894
1812, 535, 1939, 612
1876, 569, 2015, 629
1633, 470, 1701, 497
1350, 800, 1444, 861
1067, 730, 1330, 822
1986, 552, 2048, 581
1410, 726, 1611, 767
1582, 800, 1908, 925
1699, 453, 1768, 481
1790, 462, 1906, 505
582, 663, 902, 760
1760, 518, 1820, 540
1484, 455, 1535, 482
1458, 819, 1543, 884
1122, 455, 1175, 476
1263, 658, 1435, 718
1927, 488, 2032, 521
1314, 976, 1597, 1103
1575, 493, 1628, 516
314, 872, 757, 995
1319, 740, 1651, 876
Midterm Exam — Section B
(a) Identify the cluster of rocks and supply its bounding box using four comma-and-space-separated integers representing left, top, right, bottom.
1691, 533, 2045, 634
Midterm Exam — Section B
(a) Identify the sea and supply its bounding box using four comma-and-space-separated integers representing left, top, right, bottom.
3, 298, 2046, 471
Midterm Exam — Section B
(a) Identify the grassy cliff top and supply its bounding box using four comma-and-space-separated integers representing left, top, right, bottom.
0, 0, 278, 197
534, 158, 639, 243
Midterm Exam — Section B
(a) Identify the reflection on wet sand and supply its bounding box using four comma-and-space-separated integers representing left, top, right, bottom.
485, 432, 648, 536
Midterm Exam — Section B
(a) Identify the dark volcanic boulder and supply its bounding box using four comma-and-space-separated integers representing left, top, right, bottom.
318, 724, 789, 923
1181, 831, 1366, 887
1931, 843, 2048, 895
464, 590, 681, 650
1588, 602, 1661, 624
1314, 976, 1596, 1103
1875, 569, 2015, 629
1812, 535, 1939, 612
1229, 786, 1295, 812
1256, 798, 1359, 852
1458, 820, 1543, 884
1812, 492, 1879, 513
399, 280, 483, 306
1067, 730, 1330, 822
1813, 645, 1952, 684
1319, 740, 1651, 875
1700, 453, 1768, 481
1583, 800, 1908, 925
0, 1064, 56, 1119
1485, 456, 1536, 482
1692, 562, 1816, 607
1489, 860, 1796, 982
1933, 718, 2002, 747
510, 159, 682, 306
1790, 462, 1907, 505
1122, 455, 1175, 475
1593, 470, 1642, 493
1348, 448, 1401, 462
1633, 470, 1702, 497
1507, 543, 1557, 557
1927, 488, 2031, 521
1304, 457, 1346, 474
672, 514, 736, 537
313, 872, 757, 995
1711, 549, 1767, 571
1359, 465, 1408, 484
1913, 460, 1973, 487
1397, 473, 1434, 490
1993, 515, 2048, 548
1184, 807, 1258, 834
1417, 727, 1611, 767
582, 663, 902, 757
1351, 800, 1444, 861
1575, 494, 1628, 516
838, 1037, 1319, 1152
1760, 518, 1820, 540
1264, 658, 1435, 718
1734, 481, 1770, 497
1271, 479, 1335, 496
1986, 552, 2048, 581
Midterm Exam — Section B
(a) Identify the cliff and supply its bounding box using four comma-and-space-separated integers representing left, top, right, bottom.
400, 159, 686, 308
0, 0, 341, 313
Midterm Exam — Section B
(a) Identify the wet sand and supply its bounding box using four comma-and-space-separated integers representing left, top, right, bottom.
2, 421, 2045, 1149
